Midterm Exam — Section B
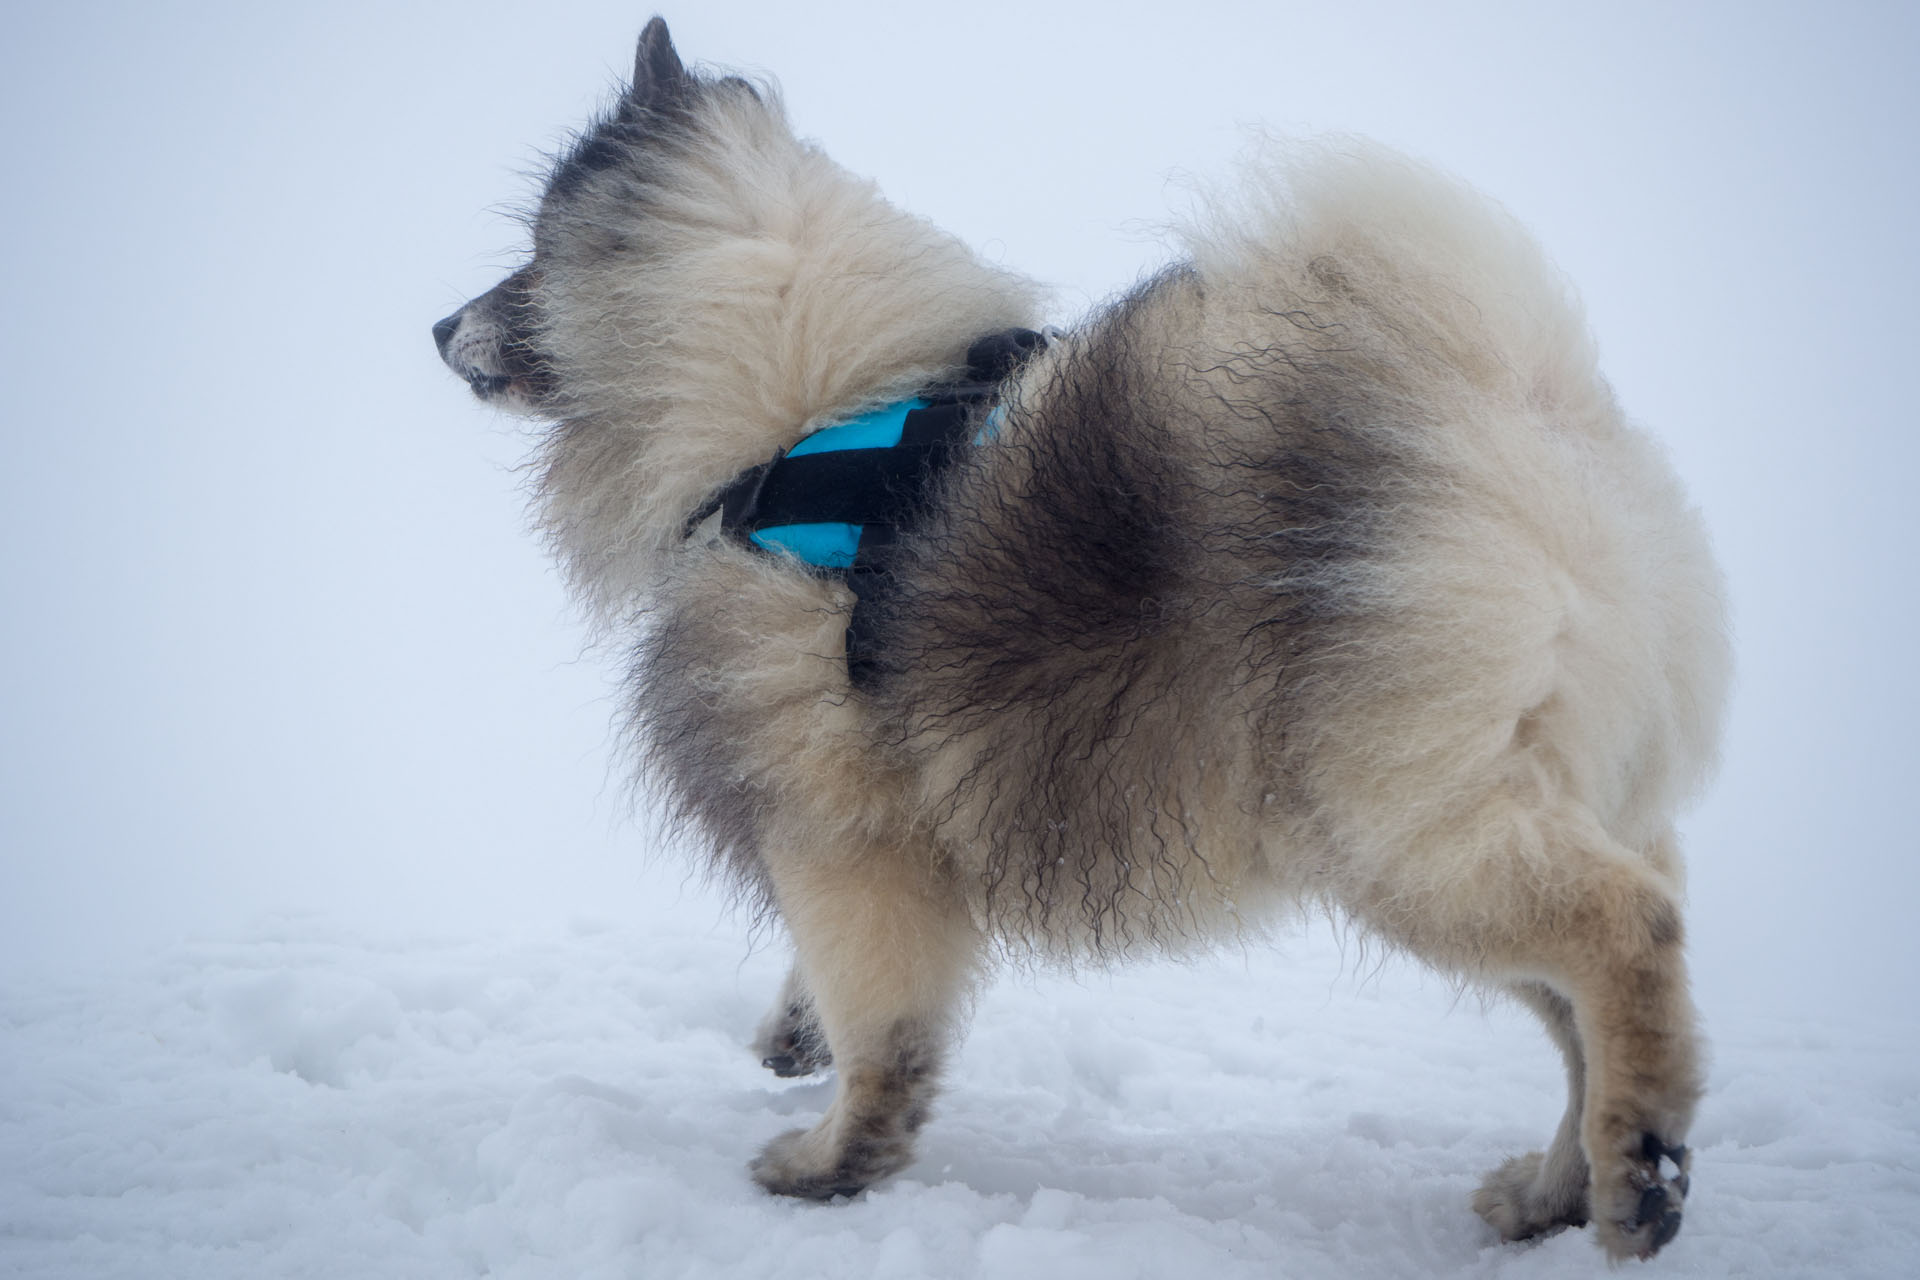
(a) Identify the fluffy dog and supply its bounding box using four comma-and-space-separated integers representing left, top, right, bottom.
434, 18, 1727, 1260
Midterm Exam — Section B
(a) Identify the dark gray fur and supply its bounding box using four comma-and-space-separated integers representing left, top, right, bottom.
867, 268, 1413, 949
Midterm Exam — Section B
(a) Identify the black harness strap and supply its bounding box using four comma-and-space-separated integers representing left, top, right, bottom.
687, 328, 1048, 686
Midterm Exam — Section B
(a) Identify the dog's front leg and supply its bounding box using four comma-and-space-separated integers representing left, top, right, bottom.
750, 838, 977, 1199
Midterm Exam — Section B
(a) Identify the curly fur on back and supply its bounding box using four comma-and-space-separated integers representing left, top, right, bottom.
859, 142, 1729, 952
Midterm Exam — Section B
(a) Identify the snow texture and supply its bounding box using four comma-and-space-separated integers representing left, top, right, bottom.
4, 913, 1914, 1279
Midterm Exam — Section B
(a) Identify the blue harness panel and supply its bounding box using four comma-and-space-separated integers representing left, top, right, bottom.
749, 521, 864, 569
784, 398, 924, 458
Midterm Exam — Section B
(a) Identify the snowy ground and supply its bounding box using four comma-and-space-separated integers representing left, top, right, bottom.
4, 903, 1916, 1279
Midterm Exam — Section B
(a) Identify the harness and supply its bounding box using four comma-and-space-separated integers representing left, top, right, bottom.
684, 328, 1047, 686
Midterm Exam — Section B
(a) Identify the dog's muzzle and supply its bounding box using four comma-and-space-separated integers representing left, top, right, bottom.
432, 305, 505, 399
434, 268, 548, 409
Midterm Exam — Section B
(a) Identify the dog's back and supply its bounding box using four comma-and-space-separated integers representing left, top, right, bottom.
864, 145, 1724, 957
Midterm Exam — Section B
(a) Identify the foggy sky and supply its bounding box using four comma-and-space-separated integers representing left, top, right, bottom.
3, 0, 1916, 1021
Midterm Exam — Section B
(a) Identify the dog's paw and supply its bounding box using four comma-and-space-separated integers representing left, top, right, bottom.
754, 1001, 832, 1078
749, 1123, 890, 1200
1473, 1151, 1588, 1242
1592, 1133, 1689, 1260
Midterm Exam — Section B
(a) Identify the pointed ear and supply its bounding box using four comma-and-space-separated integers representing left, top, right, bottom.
629, 16, 689, 108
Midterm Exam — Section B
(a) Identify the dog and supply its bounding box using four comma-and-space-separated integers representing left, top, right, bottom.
434, 18, 1727, 1260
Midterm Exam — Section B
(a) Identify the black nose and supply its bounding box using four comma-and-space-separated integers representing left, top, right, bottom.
432, 312, 461, 356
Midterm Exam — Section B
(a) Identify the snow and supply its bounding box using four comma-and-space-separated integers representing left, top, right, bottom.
5, 907, 1915, 1279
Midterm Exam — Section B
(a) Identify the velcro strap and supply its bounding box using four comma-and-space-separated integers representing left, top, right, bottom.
708, 398, 975, 542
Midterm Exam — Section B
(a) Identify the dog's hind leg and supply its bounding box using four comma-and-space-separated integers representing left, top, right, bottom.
1352, 801, 1700, 1260
749, 838, 976, 1199
752, 961, 832, 1077
1472, 981, 1591, 1239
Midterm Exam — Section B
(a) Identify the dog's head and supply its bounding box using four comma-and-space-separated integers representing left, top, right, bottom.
432, 17, 724, 416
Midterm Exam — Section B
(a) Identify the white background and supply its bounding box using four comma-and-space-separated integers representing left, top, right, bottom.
5, 0, 1914, 1016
